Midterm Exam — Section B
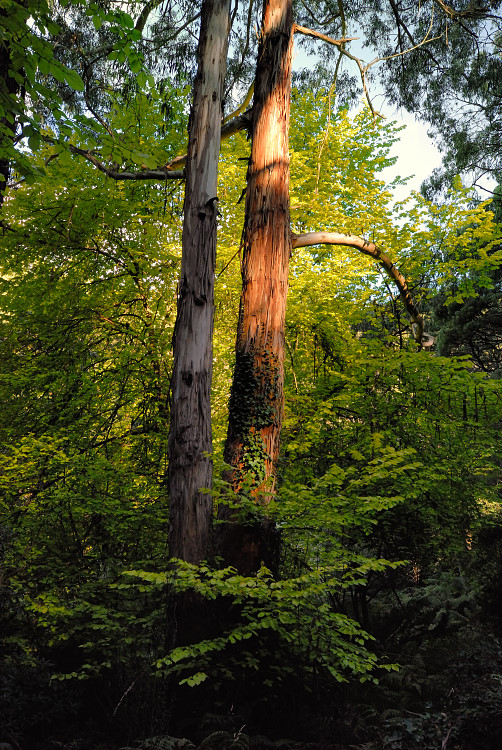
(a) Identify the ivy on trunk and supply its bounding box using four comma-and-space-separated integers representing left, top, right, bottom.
221, 0, 293, 574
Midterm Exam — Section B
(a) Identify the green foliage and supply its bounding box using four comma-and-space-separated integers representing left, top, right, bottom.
0, 0, 191, 189
350, 574, 502, 750
0, 114, 184, 741
0, 0, 124, 177
428, 191, 502, 375
124, 559, 399, 689
1, 83, 502, 749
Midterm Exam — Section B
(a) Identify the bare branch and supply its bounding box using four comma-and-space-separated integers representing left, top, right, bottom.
223, 83, 254, 124
292, 24, 357, 48
365, 5, 443, 70
165, 108, 252, 170
83, 74, 114, 138
135, 0, 164, 32
220, 108, 252, 138
66, 144, 185, 181
292, 24, 383, 119
83, 8, 202, 72
293, 10, 448, 121
433, 0, 457, 19
431, 0, 491, 21
291, 231, 424, 347
336, 0, 347, 42
40, 109, 252, 184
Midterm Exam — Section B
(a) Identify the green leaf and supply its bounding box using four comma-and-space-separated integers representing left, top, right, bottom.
61, 67, 85, 92
129, 56, 143, 75
179, 672, 208, 687
28, 134, 41, 152
37, 56, 51, 76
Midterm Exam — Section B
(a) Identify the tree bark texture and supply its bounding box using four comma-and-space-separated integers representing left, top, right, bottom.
221, 0, 293, 574
168, 0, 230, 564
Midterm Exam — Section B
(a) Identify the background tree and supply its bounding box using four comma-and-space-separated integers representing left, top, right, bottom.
0, 130, 183, 742
429, 187, 502, 373
290, 0, 502, 194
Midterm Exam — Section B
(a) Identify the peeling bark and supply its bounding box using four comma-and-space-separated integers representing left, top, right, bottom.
221, 0, 293, 574
168, 0, 230, 564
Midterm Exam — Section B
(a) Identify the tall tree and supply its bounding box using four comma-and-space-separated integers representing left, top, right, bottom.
220, 0, 294, 574
168, 0, 231, 564
220, 1, 426, 573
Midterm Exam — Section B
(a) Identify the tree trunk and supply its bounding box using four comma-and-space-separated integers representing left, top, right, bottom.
221, 0, 293, 574
168, 0, 230, 564
0, 8, 19, 211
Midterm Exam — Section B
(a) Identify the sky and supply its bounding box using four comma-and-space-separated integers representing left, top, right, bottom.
379, 110, 443, 201
291, 40, 444, 203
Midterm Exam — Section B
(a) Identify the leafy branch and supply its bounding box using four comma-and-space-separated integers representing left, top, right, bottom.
291, 230, 424, 346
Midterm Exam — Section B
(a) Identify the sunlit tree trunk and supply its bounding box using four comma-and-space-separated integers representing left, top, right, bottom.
221, 0, 293, 574
168, 0, 230, 564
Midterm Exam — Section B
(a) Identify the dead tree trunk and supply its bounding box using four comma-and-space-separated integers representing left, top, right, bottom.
221, 0, 293, 574
168, 0, 230, 564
